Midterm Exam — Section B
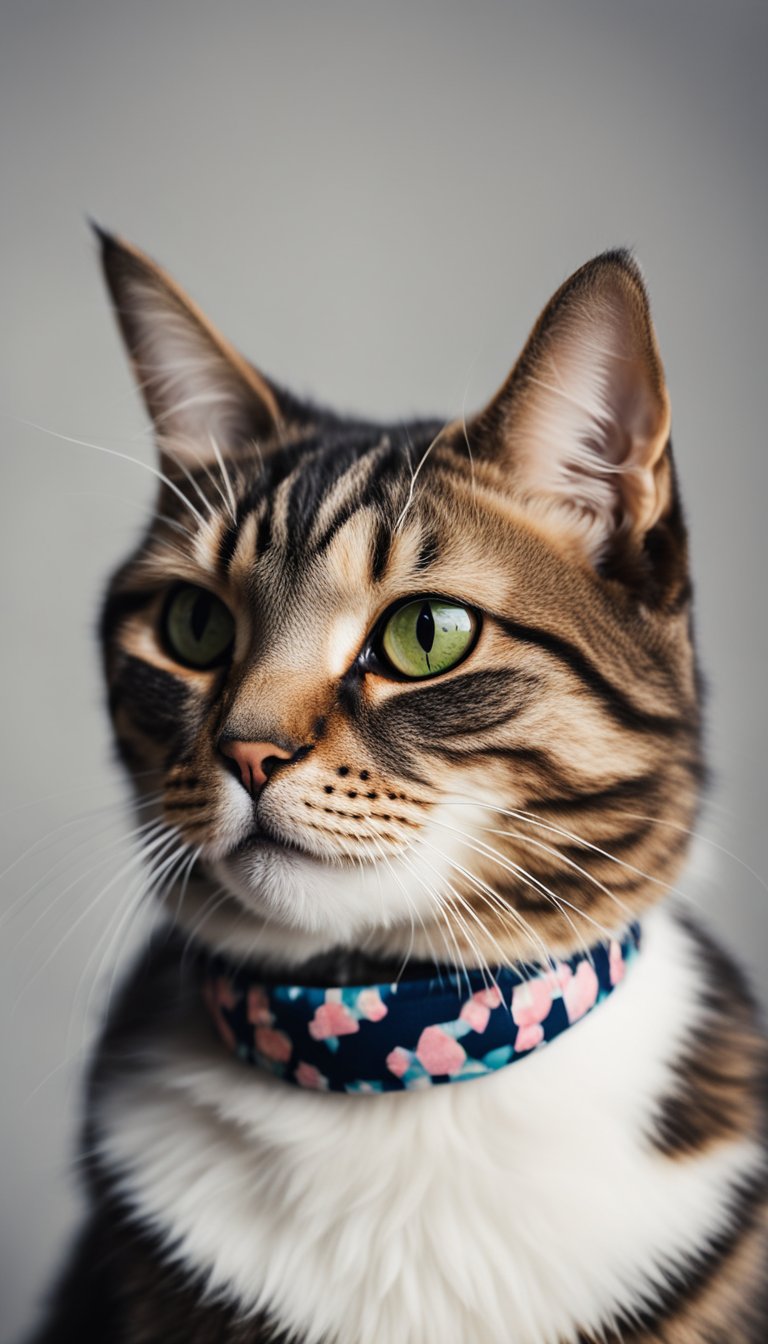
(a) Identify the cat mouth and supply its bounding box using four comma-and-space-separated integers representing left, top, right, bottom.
227, 827, 309, 861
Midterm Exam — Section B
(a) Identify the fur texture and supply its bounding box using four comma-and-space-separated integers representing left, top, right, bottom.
28, 234, 768, 1343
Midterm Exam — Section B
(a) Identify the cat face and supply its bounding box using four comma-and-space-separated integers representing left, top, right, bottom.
99, 231, 701, 966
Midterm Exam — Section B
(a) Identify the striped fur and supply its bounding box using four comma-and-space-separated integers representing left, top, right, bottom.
29, 234, 767, 1342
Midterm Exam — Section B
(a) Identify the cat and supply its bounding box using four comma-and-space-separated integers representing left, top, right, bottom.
28, 228, 767, 1343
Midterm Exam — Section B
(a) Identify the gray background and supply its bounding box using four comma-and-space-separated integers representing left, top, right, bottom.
1, 2, 766, 1339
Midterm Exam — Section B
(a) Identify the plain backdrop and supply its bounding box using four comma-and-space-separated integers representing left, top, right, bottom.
1, 2, 767, 1339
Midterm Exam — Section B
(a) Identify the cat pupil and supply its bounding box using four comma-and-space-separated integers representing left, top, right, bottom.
416, 603, 435, 655
191, 591, 210, 642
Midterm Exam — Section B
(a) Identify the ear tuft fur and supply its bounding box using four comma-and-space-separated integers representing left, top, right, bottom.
471, 250, 672, 564
93, 228, 282, 467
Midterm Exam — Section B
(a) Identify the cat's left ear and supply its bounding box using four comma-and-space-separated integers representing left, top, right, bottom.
94, 225, 282, 463
469, 251, 672, 564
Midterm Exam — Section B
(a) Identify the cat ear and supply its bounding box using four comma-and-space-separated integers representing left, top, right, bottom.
93, 225, 282, 463
471, 251, 672, 563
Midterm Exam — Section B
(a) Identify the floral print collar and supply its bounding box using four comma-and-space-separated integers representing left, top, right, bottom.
203, 926, 641, 1095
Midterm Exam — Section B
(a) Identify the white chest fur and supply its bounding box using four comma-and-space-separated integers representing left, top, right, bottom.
96, 906, 763, 1344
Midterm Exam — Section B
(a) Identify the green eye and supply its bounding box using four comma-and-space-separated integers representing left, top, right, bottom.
380, 598, 478, 679
163, 585, 235, 669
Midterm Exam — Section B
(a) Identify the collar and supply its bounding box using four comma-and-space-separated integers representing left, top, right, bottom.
203, 925, 641, 1094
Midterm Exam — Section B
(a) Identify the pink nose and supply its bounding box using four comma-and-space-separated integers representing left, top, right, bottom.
220, 740, 293, 795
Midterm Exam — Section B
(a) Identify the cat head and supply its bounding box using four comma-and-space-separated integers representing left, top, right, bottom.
98, 229, 700, 968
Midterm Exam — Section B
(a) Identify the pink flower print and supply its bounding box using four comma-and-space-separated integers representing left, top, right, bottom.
609, 940, 625, 987
356, 988, 388, 1022
475, 986, 503, 1009
460, 984, 504, 1032
460, 999, 490, 1033
511, 978, 554, 1031
247, 986, 273, 1027
551, 962, 573, 992
386, 1046, 412, 1079
415, 1026, 467, 1076
295, 1061, 329, 1090
459, 998, 488, 1033
254, 1026, 293, 1063
515, 1022, 545, 1052
309, 1000, 360, 1041
563, 961, 599, 1023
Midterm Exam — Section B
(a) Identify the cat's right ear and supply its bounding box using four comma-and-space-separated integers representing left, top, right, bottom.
93, 225, 282, 463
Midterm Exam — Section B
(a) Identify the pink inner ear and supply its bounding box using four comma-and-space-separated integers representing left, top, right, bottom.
470, 255, 671, 564
511, 319, 670, 558
97, 228, 281, 466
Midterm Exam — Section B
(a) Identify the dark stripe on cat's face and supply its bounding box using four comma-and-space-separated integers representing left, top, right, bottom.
368, 669, 536, 746
213, 428, 439, 581
217, 516, 243, 572
100, 588, 157, 644
109, 656, 190, 741
287, 441, 377, 550
525, 772, 661, 813
354, 670, 536, 779
415, 530, 440, 572
312, 445, 402, 558
496, 618, 689, 735
370, 514, 394, 584
211, 427, 433, 576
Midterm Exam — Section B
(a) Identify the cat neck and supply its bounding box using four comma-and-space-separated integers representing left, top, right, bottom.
165, 870, 638, 978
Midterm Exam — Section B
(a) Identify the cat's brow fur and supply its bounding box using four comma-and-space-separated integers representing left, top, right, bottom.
28, 233, 768, 1344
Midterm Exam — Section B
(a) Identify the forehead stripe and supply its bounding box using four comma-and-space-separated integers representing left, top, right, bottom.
307, 442, 399, 556
210, 420, 447, 579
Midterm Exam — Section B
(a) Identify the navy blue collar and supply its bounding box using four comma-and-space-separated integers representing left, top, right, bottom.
203, 925, 641, 1094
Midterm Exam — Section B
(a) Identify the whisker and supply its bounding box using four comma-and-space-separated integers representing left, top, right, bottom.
611, 808, 768, 897
160, 443, 217, 520
12, 828, 178, 1006
480, 825, 634, 925
406, 837, 530, 985
16, 419, 207, 528
384, 844, 464, 985
209, 433, 238, 523
169, 846, 203, 929
394, 419, 450, 533
420, 839, 552, 975
76, 872, 152, 1050
0, 790, 163, 890
361, 833, 416, 979
0, 770, 161, 824
100, 839, 194, 1021
365, 832, 462, 984
427, 818, 612, 953
392, 844, 491, 993
440, 797, 692, 906
179, 884, 240, 965
1, 813, 166, 937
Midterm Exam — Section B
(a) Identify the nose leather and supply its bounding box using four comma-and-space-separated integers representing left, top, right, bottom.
220, 740, 293, 796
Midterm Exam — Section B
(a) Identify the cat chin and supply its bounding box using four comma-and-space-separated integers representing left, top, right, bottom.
157, 788, 502, 963
156, 791, 504, 965
163, 842, 440, 965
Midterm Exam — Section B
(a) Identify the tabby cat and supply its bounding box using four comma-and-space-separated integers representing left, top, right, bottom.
30, 230, 767, 1344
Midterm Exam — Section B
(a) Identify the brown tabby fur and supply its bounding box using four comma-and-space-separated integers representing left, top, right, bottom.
27, 232, 767, 1343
